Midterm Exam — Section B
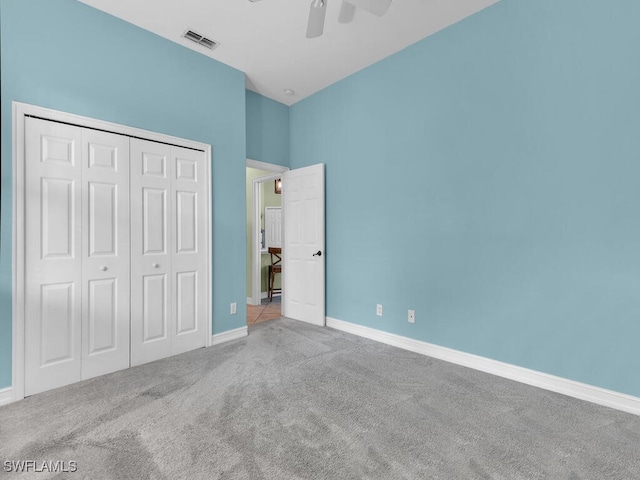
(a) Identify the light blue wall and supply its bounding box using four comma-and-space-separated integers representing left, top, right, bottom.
246, 90, 290, 167
290, 0, 640, 397
4, 0, 640, 400
0, 0, 248, 388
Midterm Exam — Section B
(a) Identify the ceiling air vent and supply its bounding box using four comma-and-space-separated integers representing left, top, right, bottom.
182, 30, 219, 50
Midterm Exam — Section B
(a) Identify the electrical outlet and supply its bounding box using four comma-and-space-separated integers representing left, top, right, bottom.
408, 309, 415, 323
376, 304, 383, 316
230, 302, 237, 315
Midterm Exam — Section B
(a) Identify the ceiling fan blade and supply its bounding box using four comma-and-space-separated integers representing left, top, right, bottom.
338, 1, 356, 24
306, 0, 328, 38
348, 0, 391, 17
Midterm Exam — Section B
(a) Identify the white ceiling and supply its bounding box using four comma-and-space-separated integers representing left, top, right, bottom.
79, 0, 499, 106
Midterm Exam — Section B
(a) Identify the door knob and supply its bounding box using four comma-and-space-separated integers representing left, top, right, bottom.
313, 250, 322, 257
100, 266, 108, 271
152, 263, 160, 268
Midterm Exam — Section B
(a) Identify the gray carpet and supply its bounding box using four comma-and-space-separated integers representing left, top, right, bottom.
1, 318, 639, 479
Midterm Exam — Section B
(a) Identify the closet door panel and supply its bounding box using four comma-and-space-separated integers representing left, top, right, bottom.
143, 273, 168, 341
81, 129, 130, 380
176, 271, 197, 334
25, 118, 83, 396
130, 138, 173, 366
87, 278, 117, 352
143, 188, 167, 254
176, 191, 196, 253
171, 146, 207, 355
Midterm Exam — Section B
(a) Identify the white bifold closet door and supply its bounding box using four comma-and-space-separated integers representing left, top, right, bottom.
24, 117, 208, 396
130, 138, 207, 366
25, 118, 130, 396
81, 129, 131, 379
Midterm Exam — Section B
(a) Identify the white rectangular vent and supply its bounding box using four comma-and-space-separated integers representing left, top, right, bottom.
183, 30, 219, 50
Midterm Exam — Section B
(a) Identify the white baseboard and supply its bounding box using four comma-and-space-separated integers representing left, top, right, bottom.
262, 292, 281, 299
326, 317, 640, 417
0, 387, 14, 407
247, 293, 282, 305
211, 326, 248, 346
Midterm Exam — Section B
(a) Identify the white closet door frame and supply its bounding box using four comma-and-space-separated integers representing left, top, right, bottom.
11, 102, 213, 403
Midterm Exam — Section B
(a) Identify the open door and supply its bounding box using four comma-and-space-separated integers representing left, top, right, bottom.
282, 164, 325, 326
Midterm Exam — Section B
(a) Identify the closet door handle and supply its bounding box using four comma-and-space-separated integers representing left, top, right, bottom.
152, 263, 160, 268
100, 266, 108, 271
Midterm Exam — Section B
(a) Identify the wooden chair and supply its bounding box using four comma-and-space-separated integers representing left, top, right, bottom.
268, 247, 282, 302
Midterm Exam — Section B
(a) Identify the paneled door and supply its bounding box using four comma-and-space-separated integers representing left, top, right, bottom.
130, 139, 173, 366
282, 164, 325, 326
265, 207, 282, 249
81, 129, 130, 379
24, 119, 132, 394
25, 118, 83, 395
171, 146, 208, 355
130, 139, 207, 365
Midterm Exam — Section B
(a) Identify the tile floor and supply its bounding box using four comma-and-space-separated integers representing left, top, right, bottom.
247, 296, 282, 325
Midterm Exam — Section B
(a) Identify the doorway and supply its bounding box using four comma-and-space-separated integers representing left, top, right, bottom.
246, 160, 288, 326
245, 160, 326, 328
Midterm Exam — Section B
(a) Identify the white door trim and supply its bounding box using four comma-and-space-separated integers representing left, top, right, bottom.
12, 102, 213, 403
246, 159, 288, 307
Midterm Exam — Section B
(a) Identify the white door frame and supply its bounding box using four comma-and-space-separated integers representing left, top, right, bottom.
246, 159, 288, 307
12, 102, 213, 402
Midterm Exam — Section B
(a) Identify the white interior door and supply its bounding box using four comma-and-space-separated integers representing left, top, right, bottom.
81, 129, 130, 379
171, 145, 207, 355
25, 118, 83, 395
130, 140, 207, 365
130, 138, 173, 366
265, 207, 282, 248
283, 163, 325, 326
